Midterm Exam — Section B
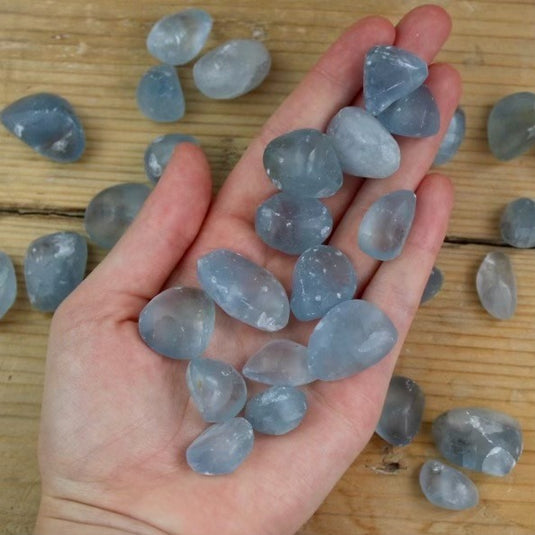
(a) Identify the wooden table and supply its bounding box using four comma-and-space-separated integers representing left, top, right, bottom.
1, 1, 534, 533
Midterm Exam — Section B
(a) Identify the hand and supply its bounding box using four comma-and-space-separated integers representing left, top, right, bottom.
35, 5, 460, 535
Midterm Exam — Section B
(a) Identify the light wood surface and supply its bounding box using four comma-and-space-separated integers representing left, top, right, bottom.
1, 1, 534, 534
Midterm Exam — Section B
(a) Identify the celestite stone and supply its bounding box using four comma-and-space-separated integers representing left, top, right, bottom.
144, 133, 198, 183
364, 46, 428, 116
291, 245, 357, 321
147, 9, 212, 66
193, 39, 271, 99
308, 300, 398, 381
245, 386, 307, 435
488, 92, 535, 160
186, 417, 254, 475
263, 129, 343, 198
186, 358, 247, 423
432, 407, 523, 476
24, 232, 87, 312
476, 252, 516, 320
359, 190, 416, 261
136, 65, 185, 122
419, 460, 479, 510
377, 85, 440, 138
421, 266, 444, 304
326, 107, 401, 179
197, 249, 289, 331
0, 252, 17, 319
376, 375, 425, 446
1, 93, 85, 162
242, 339, 315, 386
255, 193, 333, 255
434, 107, 466, 166
84, 183, 151, 249
500, 198, 535, 248
138, 287, 215, 360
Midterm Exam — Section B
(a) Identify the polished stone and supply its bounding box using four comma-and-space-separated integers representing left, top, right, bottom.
197, 249, 289, 331
419, 460, 479, 510
136, 65, 185, 122
434, 107, 466, 166
84, 183, 151, 249
193, 39, 271, 99
24, 232, 87, 312
308, 300, 398, 381
359, 190, 416, 261
432, 407, 523, 476
263, 129, 343, 198
421, 266, 444, 304
376, 375, 425, 446
0, 252, 17, 319
476, 252, 516, 320
291, 245, 357, 321
1, 93, 85, 162
186, 417, 254, 475
364, 46, 428, 116
500, 197, 535, 248
147, 9, 212, 65
138, 287, 215, 360
245, 385, 307, 435
255, 193, 332, 255
326, 106, 400, 178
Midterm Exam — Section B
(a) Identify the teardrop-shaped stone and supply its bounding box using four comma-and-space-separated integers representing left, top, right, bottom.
0, 252, 17, 319
147, 9, 212, 66
308, 299, 398, 381
421, 266, 444, 304
434, 107, 465, 166
291, 245, 357, 321
136, 65, 185, 122
419, 460, 479, 510
500, 197, 535, 248
359, 190, 416, 261
263, 129, 343, 198
138, 287, 215, 360
326, 107, 400, 178
186, 417, 254, 475
476, 252, 516, 320
193, 39, 271, 99
364, 45, 428, 116
197, 249, 289, 331
84, 183, 151, 249
432, 407, 523, 476
1, 93, 85, 162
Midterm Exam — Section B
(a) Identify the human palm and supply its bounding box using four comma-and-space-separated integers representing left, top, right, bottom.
35, 6, 461, 535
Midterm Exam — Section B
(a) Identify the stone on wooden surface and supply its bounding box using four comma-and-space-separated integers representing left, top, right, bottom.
0, 252, 17, 319
433, 107, 465, 166
421, 266, 443, 304
500, 197, 535, 248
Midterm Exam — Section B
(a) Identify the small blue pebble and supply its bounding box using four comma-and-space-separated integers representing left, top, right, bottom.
0, 252, 17, 319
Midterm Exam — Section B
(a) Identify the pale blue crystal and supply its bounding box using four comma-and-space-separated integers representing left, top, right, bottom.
308, 300, 398, 381
193, 39, 271, 99
245, 386, 307, 435
291, 245, 357, 321
197, 249, 289, 331
377, 85, 439, 138
1, 93, 85, 162
432, 407, 523, 476
147, 9, 212, 66
138, 287, 215, 360
255, 193, 332, 255
421, 266, 443, 304
136, 65, 185, 122
242, 339, 314, 386
263, 129, 343, 198
359, 190, 416, 261
364, 45, 428, 116
84, 183, 151, 249
326, 107, 400, 178
186, 417, 254, 475
500, 198, 535, 248
24, 232, 87, 312
186, 358, 247, 423
144, 133, 198, 183
0, 252, 17, 319
419, 460, 479, 510
434, 107, 465, 166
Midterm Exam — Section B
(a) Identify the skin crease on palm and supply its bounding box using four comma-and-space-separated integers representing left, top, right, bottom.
34, 5, 461, 535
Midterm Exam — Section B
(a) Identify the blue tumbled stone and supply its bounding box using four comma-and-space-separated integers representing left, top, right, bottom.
434, 107, 465, 166
136, 65, 185, 122
421, 266, 444, 304
1, 93, 85, 162
308, 300, 398, 381
291, 245, 357, 321
0, 252, 17, 319
197, 249, 289, 331
500, 197, 535, 248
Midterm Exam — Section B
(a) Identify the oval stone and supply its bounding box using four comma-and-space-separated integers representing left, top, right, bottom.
500, 197, 535, 248
0, 252, 17, 319
421, 266, 444, 304
434, 107, 466, 166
